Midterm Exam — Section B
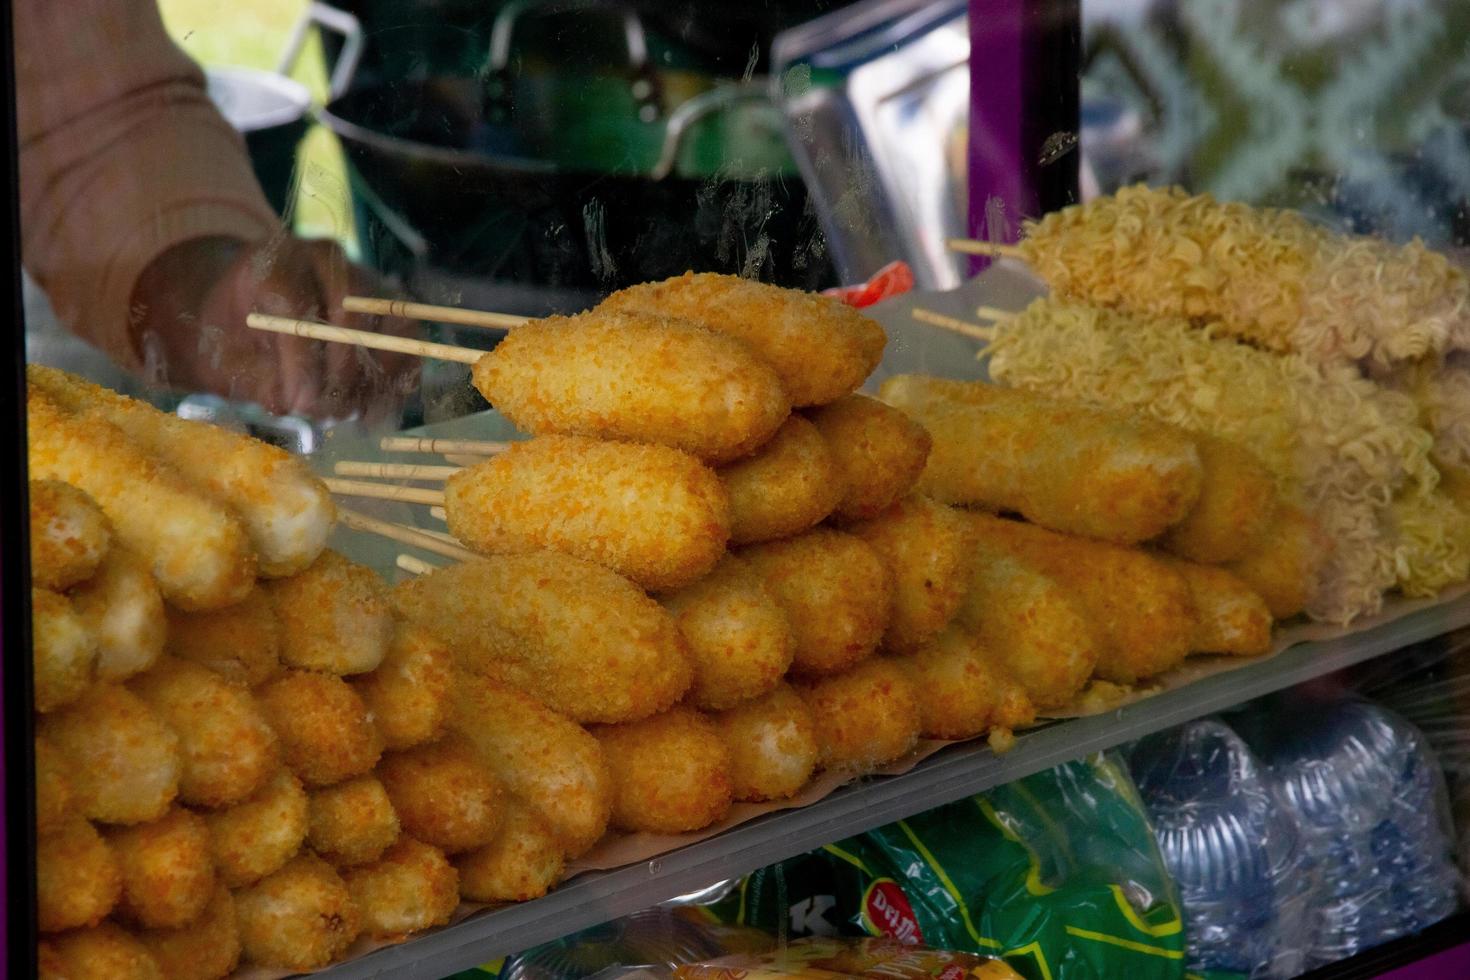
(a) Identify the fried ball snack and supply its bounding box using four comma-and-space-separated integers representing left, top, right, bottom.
70, 547, 164, 683
1158, 435, 1278, 563
40, 684, 180, 824
129, 657, 277, 808
234, 852, 360, 970
393, 553, 692, 724
203, 768, 308, 887
740, 529, 891, 676
450, 671, 613, 857
957, 544, 1099, 711
795, 659, 921, 771
711, 683, 820, 802
455, 800, 565, 903
342, 837, 459, 938
445, 435, 730, 591
26, 386, 255, 610
264, 550, 393, 675
135, 883, 240, 980
848, 495, 970, 654
1225, 504, 1332, 620
472, 310, 790, 464
660, 555, 796, 711
591, 707, 734, 835
309, 775, 401, 867
809, 394, 933, 521
35, 733, 73, 834
968, 514, 1196, 684
894, 626, 1036, 740
255, 670, 383, 787
350, 621, 452, 751
164, 587, 282, 688
1163, 558, 1273, 656
29, 478, 112, 590
31, 587, 96, 713
880, 375, 1203, 544
29, 365, 335, 577
38, 923, 161, 980
599, 271, 886, 407
37, 816, 121, 932
104, 806, 215, 928
378, 734, 505, 854
717, 415, 844, 544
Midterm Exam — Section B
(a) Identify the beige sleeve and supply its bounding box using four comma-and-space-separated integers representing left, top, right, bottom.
15, 0, 284, 372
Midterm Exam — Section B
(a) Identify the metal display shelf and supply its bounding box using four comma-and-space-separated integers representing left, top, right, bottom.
317, 593, 1470, 979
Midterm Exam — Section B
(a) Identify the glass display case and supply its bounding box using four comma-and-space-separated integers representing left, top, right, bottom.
5, 1, 1470, 977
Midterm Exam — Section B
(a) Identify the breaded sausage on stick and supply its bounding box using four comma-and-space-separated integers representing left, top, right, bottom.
847, 496, 970, 655
717, 415, 844, 544
28, 479, 112, 590
591, 707, 734, 835
30, 588, 97, 713
70, 547, 165, 683
809, 395, 932, 521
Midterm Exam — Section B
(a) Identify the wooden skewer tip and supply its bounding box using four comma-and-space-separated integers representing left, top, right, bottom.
910, 308, 998, 341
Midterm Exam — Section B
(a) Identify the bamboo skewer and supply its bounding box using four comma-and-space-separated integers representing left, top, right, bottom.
344, 296, 531, 331
324, 477, 445, 506
246, 313, 484, 364
396, 553, 439, 576
429, 506, 448, 522
379, 436, 512, 456
911, 308, 997, 341
334, 461, 461, 481
947, 238, 1026, 260
336, 507, 478, 562
974, 305, 1016, 322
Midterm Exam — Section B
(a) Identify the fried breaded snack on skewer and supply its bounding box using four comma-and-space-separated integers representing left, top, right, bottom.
473, 310, 790, 464
38, 923, 161, 980
795, 659, 921, 771
809, 394, 933, 521
342, 837, 459, 938
1159, 436, 1278, 563
711, 683, 820, 802
455, 800, 566, 903
445, 435, 730, 591
264, 550, 393, 675
740, 529, 891, 676
37, 816, 122, 933
717, 415, 845, 544
600, 271, 886, 407
661, 555, 796, 711
135, 883, 240, 980
70, 547, 164, 682
848, 496, 970, 654
350, 621, 452, 751
394, 553, 691, 724
203, 768, 308, 888
35, 733, 73, 834
450, 671, 612, 858
31, 587, 96, 713
234, 852, 360, 970
165, 587, 281, 688
26, 386, 255, 610
308, 775, 401, 867
29, 479, 112, 590
129, 657, 278, 808
1161, 558, 1273, 656
378, 734, 505, 854
255, 670, 383, 787
40, 684, 180, 824
104, 807, 215, 929
1224, 504, 1332, 620
894, 625, 1035, 740
592, 706, 734, 835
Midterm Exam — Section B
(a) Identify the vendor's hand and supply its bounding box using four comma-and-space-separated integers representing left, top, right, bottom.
131, 234, 421, 423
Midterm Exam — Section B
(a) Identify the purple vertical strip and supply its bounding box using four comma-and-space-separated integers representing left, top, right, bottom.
968, 0, 1030, 256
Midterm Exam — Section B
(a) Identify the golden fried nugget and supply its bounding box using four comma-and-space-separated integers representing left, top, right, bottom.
29, 478, 111, 591
31, 587, 96, 713
740, 529, 891, 676
40, 684, 180, 824
394, 553, 692, 724
35, 733, 73, 835
894, 626, 1036, 740
135, 883, 240, 980
661, 555, 795, 711
350, 621, 452, 751
450, 672, 612, 857
104, 807, 215, 929
255, 670, 383, 787
454, 800, 565, 903
473, 310, 790, 464
203, 768, 308, 887
446, 435, 730, 592
129, 657, 277, 808
377, 734, 504, 854
342, 837, 459, 938
848, 495, 970, 654
1225, 504, 1331, 619
164, 587, 282, 688
711, 684, 820, 802
265, 550, 393, 675
1165, 558, 1274, 656
70, 547, 164, 682
38, 923, 161, 980
309, 775, 401, 867
795, 659, 921, 771
592, 707, 733, 834
234, 852, 360, 970
718, 415, 844, 544
809, 394, 932, 521
600, 271, 886, 407
1159, 435, 1278, 563
37, 816, 121, 933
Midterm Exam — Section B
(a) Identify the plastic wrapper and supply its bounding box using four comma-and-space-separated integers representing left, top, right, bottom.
674, 937, 1024, 980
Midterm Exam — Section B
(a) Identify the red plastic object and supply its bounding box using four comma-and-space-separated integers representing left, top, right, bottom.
824, 261, 915, 308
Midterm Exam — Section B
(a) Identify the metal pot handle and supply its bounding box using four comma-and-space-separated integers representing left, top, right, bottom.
277, 2, 365, 101
650, 81, 778, 181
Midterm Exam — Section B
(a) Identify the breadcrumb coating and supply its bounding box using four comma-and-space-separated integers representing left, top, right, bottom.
40, 684, 180, 824
255, 670, 383, 787
711, 683, 820, 802
809, 395, 932, 521
454, 800, 565, 903
104, 807, 215, 928
592, 707, 734, 835
29, 479, 111, 591
265, 550, 393, 675
794, 659, 921, 772
234, 852, 360, 970
203, 768, 308, 887
378, 735, 504, 855
308, 775, 401, 867
718, 415, 844, 545
341, 837, 458, 939
847, 495, 970, 655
